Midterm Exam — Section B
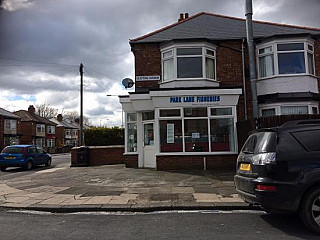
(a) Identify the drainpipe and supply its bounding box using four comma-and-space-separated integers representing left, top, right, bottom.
245, 0, 259, 121
242, 38, 248, 120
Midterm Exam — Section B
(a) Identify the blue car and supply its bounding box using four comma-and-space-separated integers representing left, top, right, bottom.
0, 145, 52, 171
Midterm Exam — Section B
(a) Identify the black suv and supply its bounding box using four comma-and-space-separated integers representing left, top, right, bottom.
234, 119, 320, 232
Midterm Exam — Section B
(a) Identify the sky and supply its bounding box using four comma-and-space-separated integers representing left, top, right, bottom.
1, 0, 319, 126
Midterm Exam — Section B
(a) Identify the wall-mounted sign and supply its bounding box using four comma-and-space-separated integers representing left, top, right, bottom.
192, 133, 200, 139
169, 95, 220, 103
136, 76, 160, 81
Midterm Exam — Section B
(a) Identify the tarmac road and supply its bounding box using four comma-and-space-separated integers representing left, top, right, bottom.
0, 209, 318, 240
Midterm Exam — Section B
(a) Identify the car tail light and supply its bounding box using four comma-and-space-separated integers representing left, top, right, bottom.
256, 184, 277, 192
251, 152, 276, 165
22, 147, 27, 158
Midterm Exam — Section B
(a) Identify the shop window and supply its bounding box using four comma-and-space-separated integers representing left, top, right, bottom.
159, 120, 183, 152
127, 113, 137, 152
159, 107, 236, 153
184, 119, 209, 152
257, 40, 315, 78
142, 111, 154, 121
160, 109, 181, 117
161, 44, 216, 82
210, 118, 235, 152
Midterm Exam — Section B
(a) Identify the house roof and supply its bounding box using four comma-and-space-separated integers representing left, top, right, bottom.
14, 110, 57, 125
130, 12, 320, 44
49, 118, 79, 129
0, 107, 20, 119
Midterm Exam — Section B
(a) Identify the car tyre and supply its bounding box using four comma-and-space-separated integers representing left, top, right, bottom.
0, 167, 6, 172
45, 158, 51, 167
300, 187, 320, 233
26, 161, 33, 171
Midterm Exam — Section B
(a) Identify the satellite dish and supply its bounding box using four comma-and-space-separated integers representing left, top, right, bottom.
122, 78, 134, 88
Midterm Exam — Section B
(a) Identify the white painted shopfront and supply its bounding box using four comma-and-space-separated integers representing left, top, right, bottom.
120, 88, 242, 168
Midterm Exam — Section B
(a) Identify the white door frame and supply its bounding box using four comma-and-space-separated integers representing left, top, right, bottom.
143, 121, 156, 168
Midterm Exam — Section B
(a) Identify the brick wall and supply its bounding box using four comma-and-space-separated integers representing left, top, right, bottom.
131, 43, 161, 91
71, 146, 125, 167
315, 39, 320, 109
18, 121, 35, 145
123, 154, 138, 168
0, 117, 4, 150
55, 126, 65, 147
156, 154, 237, 171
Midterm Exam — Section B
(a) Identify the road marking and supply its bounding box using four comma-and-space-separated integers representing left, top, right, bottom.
35, 167, 65, 174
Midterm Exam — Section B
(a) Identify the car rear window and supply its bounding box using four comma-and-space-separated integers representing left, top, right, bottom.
2, 147, 23, 154
242, 131, 277, 154
291, 129, 320, 152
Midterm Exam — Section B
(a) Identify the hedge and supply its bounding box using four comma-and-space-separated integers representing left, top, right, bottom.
84, 127, 124, 146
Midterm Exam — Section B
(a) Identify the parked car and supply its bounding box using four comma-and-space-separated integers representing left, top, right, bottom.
234, 119, 320, 233
0, 145, 52, 171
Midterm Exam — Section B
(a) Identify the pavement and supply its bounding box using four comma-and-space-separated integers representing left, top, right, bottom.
0, 155, 254, 213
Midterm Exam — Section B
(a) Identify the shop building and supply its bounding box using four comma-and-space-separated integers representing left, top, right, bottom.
119, 12, 320, 170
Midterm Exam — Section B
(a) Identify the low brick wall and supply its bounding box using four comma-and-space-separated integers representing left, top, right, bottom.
123, 154, 139, 168
156, 154, 237, 171
71, 145, 125, 167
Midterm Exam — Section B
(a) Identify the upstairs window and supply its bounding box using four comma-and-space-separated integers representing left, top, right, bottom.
36, 124, 45, 133
47, 126, 55, 134
162, 43, 216, 82
257, 40, 315, 78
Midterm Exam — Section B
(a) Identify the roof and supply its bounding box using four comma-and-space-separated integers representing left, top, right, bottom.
0, 108, 20, 119
130, 12, 320, 44
49, 118, 79, 129
14, 110, 57, 125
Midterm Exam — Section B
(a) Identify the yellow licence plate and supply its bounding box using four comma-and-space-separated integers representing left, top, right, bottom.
5, 156, 15, 159
240, 163, 251, 171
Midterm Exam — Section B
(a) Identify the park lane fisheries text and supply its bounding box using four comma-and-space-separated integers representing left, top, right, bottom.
169, 96, 220, 103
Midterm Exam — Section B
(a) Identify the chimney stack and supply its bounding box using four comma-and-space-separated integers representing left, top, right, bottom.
57, 114, 63, 122
178, 13, 189, 22
28, 105, 35, 115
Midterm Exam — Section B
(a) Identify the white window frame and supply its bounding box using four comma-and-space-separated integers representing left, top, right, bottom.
36, 124, 45, 133
126, 112, 138, 153
259, 102, 319, 116
65, 129, 71, 138
257, 38, 315, 79
47, 125, 55, 134
158, 106, 237, 154
4, 119, 17, 130
47, 139, 55, 147
161, 42, 217, 82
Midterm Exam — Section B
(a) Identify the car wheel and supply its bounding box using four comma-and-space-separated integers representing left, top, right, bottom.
0, 167, 6, 172
300, 187, 320, 233
26, 161, 33, 171
45, 158, 51, 167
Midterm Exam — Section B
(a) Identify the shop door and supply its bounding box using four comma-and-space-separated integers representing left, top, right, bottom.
143, 122, 156, 168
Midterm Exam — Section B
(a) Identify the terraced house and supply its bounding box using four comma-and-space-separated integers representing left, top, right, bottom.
120, 12, 320, 170
0, 107, 20, 151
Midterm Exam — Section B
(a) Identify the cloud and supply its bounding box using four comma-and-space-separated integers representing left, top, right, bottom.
1, 0, 34, 11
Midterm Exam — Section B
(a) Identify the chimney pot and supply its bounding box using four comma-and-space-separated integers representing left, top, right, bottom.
178, 13, 184, 22
185, 13, 189, 19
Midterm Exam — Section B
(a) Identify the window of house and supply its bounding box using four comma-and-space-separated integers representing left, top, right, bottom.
47, 126, 55, 134
36, 138, 45, 147
65, 129, 71, 137
72, 129, 78, 136
36, 124, 45, 133
261, 108, 276, 117
257, 40, 315, 78
4, 136, 19, 146
162, 44, 216, 82
159, 107, 236, 153
47, 139, 55, 147
281, 106, 308, 115
312, 107, 318, 114
127, 113, 137, 152
5, 119, 17, 130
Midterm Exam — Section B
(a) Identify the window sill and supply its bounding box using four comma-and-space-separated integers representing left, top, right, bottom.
161, 78, 219, 83
257, 73, 316, 81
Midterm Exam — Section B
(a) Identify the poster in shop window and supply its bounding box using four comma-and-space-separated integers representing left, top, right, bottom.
167, 123, 174, 143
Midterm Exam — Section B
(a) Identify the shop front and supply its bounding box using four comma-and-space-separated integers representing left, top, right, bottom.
120, 88, 242, 170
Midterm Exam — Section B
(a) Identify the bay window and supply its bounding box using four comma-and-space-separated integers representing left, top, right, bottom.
257, 40, 315, 78
162, 43, 216, 82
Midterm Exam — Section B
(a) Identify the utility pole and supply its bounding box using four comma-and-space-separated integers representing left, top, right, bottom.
79, 63, 84, 146
245, 0, 259, 120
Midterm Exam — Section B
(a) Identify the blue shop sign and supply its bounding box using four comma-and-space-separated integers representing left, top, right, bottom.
169, 95, 220, 103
